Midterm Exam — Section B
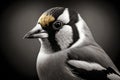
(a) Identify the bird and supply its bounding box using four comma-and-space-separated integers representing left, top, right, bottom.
24, 7, 120, 80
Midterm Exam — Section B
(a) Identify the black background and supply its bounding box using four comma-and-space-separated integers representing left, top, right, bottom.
0, 0, 120, 80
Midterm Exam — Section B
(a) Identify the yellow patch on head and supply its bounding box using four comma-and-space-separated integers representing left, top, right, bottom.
38, 14, 55, 27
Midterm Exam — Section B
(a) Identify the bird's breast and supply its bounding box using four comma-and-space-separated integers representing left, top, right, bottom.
36, 51, 79, 80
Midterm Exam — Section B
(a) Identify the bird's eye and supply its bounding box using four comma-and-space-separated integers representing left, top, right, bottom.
53, 20, 63, 30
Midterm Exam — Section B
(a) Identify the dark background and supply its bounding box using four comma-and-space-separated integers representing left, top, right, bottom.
0, 0, 120, 80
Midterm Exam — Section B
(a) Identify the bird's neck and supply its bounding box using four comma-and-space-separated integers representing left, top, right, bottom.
70, 14, 96, 48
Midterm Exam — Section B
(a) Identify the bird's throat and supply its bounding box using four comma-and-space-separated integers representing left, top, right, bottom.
39, 39, 54, 53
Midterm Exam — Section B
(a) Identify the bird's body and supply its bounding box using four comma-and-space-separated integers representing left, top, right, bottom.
36, 39, 83, 80
37, 46, 77, 80
36, 39, 119, 80
24, 7, 120, 80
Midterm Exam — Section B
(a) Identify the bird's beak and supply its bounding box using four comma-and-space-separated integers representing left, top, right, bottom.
23, 24, 48, 39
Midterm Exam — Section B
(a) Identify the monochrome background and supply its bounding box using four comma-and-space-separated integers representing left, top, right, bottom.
0, 0, 120, 80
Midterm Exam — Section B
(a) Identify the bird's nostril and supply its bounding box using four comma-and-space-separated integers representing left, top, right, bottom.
34, 30, 41, 34
37, 30, 41, 33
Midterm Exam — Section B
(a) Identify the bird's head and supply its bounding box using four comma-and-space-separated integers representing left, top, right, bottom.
24, 7, 94, 52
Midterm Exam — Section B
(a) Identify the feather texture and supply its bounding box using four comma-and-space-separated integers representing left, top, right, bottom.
66, 44, 120, 80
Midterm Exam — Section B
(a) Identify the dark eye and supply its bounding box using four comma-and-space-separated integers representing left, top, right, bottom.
53, 21, 63, 30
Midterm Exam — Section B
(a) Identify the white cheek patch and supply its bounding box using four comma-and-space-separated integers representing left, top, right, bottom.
57, 8, 70, 24
56, 25, 73, 49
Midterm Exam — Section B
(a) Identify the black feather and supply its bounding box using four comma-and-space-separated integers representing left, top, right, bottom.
68, 9, 79, 47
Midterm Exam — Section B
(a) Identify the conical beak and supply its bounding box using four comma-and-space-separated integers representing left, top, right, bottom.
23, 24, 48, 39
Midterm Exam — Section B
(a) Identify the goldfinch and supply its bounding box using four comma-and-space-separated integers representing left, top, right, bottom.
24, 7, 120, 80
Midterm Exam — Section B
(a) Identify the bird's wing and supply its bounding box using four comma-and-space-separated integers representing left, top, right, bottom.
67, 44, 120, 80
